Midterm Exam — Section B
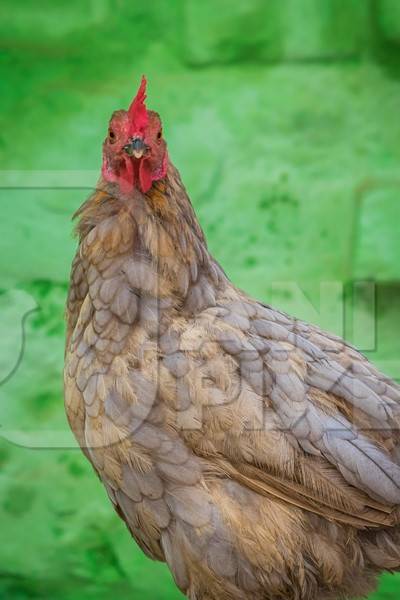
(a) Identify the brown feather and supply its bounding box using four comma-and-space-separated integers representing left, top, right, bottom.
65, 162, 400, 600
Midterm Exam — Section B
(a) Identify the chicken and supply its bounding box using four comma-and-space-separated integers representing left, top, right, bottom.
64, 76, 400, 600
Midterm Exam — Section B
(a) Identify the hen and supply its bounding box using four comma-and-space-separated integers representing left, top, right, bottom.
64, 77, 400, 600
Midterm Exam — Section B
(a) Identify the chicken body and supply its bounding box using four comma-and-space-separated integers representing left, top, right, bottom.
65, 162, 400, 600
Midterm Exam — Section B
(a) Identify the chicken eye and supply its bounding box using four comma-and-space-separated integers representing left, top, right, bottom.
109, 129, 116, 144
157, 130, 162, 140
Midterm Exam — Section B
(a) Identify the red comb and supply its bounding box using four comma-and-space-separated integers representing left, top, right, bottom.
127, 75, 148, 134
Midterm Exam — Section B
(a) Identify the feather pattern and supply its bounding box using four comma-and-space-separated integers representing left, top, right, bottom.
65, 160, 400, 600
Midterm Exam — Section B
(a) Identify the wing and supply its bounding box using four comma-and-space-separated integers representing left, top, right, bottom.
161, 292, 400, 529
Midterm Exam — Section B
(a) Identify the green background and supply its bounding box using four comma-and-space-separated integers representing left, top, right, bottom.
1, 1, 400, 598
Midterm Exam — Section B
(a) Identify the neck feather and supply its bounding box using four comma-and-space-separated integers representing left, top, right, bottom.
74, 162, 226, 313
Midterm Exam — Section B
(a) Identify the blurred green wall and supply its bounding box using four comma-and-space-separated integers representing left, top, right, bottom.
1, 2, 400, 599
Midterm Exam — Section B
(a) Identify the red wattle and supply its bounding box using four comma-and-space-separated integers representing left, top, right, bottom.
139, 159, 153, 193
119, 156, 135, 194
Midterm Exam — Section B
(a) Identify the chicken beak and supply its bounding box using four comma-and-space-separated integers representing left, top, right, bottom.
123, 137, 148, 159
